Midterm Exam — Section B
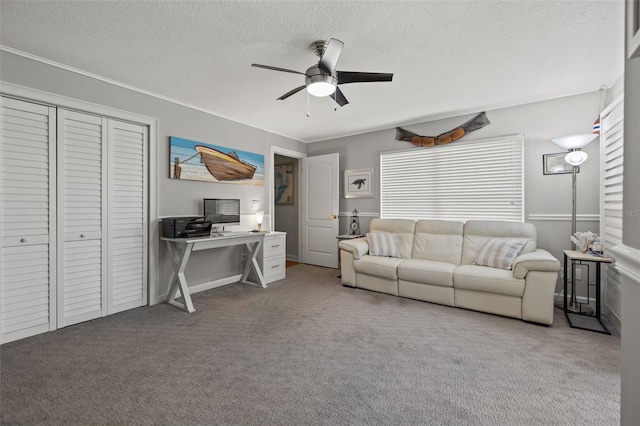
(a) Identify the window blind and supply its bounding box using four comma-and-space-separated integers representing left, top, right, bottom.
380, 135, 524, 222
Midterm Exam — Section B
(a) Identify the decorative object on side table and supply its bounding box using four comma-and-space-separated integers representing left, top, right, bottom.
349, 209, 360, 235
570, 231, 600, 254
344, 168, 374, 198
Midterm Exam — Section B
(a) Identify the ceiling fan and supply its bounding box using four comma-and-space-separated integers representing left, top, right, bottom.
251, 38, 393, 107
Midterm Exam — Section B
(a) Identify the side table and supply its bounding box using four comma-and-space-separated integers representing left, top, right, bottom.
563, 249, 613, 334
337, 234, 363, 277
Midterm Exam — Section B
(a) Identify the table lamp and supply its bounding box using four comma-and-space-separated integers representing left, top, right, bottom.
256, 210, 264, 232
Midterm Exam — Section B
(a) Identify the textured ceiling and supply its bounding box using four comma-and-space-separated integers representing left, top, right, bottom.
0, 1, 625, 143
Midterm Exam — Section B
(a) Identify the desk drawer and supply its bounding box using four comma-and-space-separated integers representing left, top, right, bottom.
263, 255, 285, 282
263, 235, 285, 258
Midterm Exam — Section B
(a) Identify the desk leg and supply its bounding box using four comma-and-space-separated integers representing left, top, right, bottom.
166, 241, 196, 313
240, 239, 266, 288
563, 253, 568, 312
596, 262, 602, 319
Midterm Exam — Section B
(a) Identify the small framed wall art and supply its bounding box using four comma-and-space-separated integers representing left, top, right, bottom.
274, 163, 295, 205
344, 168, 374, 198
543, 153, 579, 175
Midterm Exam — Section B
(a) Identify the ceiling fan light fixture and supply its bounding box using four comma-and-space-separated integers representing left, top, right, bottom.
305, 73, 337, 97
307, 82, 336, 97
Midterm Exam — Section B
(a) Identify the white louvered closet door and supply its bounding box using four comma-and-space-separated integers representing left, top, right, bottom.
107, 119, 147, 314
0, 97, 56, 343
600, 96, 624, 318
57, 109, 107, 327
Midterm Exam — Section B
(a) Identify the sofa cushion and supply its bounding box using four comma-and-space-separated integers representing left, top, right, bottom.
397, 259, 455, 287
461, 220, 537, 265
475, 239, 526, 270
412, 220, 464, 265
370, 218, 416, 259
354, 255, 405, 280
367, 232, 401, 258
454, 265, 525, 297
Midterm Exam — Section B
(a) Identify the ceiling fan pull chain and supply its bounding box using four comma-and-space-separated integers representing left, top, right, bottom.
307, 91, 310, 117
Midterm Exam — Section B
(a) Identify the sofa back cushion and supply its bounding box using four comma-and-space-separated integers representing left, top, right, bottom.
370, 218, 416, 259
461, 220, 537, 265
412, 220, 464, 265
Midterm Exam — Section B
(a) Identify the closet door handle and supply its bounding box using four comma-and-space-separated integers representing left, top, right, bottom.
20, 237, 28, 243
80, 234, 86, 238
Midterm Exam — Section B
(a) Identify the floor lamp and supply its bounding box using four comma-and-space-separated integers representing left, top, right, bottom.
552, 133, 598, 309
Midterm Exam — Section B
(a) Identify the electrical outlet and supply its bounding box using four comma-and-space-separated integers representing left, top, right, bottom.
252, 200, 261, 210
575, 268, 582, 281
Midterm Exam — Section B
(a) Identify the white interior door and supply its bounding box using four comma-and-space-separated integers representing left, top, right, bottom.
301, 153, 339, 268
0, 97, 57, 343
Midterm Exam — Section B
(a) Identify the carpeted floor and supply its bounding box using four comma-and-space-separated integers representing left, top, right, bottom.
1, 264, 620, 425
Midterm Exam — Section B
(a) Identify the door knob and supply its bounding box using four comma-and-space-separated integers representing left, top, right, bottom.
330, 214, 337, 219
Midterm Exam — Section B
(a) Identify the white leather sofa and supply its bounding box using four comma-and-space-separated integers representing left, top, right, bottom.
339, 219, 561, 325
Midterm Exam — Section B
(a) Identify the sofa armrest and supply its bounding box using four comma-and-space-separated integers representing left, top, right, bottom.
512, 249, 561, 279
338, 238, 369, 260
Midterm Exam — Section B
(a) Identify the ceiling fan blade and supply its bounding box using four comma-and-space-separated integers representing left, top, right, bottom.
337, 71, 394, 85
331, 87, 349, 107
318, 38, 344, 74
252, 64, 306, 75
277, 85, 306, 100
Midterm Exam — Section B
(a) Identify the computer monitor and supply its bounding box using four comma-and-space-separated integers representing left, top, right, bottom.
203, 198, 240, 227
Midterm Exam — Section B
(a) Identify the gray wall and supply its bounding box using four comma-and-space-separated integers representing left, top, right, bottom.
620, 14, 640, 423
307, 91, 603, 294
0, 50, 306, 296
623, 58, 640, 249
274, 154, 299, 261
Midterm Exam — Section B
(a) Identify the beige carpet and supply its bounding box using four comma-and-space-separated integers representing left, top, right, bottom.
1, 264, 620, 425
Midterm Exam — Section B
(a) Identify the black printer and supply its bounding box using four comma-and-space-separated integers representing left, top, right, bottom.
162, 217, 212, 238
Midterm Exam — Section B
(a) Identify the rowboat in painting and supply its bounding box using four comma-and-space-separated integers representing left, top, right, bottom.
194, 145, 256, 181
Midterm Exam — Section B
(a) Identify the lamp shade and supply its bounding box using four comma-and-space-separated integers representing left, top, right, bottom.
551, 134, 598, 150
256, 210, 264, 231
565, 150, 589, 166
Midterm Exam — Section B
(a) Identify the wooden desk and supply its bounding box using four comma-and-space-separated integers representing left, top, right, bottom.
162, 233, 266, 313
563, 249, 613, 334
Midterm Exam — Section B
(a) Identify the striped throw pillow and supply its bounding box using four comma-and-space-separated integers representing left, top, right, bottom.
367, 232, 401, 258
475, 239, 526, 270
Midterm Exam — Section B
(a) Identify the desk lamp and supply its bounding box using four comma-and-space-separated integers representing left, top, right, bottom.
256, 210, 264, 232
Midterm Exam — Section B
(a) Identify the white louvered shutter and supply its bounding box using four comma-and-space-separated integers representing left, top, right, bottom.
0, 97, 57, 343
380, 135, 524, 222
600, 96, 624, 318
57, 109, 107, 327
108, 119, 147, 314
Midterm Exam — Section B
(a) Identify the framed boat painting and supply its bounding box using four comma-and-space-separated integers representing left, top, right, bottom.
169, 136, 264, 186
344, 168, 374, 198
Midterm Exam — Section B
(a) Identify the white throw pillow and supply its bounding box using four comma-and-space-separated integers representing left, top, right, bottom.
475, 239, 526, 270
367, 232, 401, 258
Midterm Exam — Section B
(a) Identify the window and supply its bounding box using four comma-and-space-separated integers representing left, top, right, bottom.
380, 135, 524, 222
